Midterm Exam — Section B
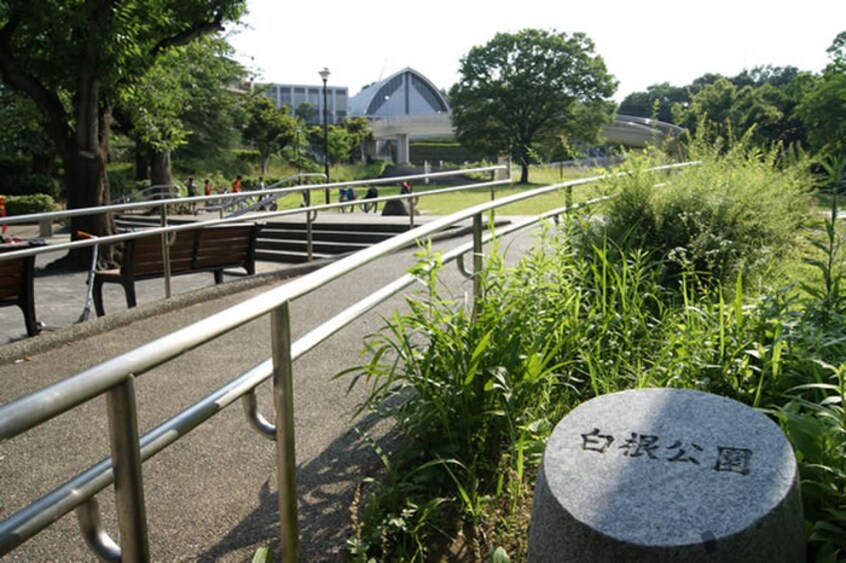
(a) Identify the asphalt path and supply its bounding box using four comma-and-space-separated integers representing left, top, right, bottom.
0, 220, 538, 561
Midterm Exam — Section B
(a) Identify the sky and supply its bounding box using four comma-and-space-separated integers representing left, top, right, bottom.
228, 0, 846, 102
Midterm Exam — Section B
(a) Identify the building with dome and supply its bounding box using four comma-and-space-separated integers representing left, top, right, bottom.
348, 67, 450, 118
348, 68, 453, 164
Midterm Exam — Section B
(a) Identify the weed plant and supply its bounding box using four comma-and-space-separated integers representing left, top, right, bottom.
340, 144, 845, 560
774, 191, 846, 559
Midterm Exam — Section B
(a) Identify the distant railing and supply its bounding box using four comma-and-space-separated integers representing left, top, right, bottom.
199, 173, 328, 216
0, 166, 508, 295
111, 183, 180, 205
0, 162, 698, 561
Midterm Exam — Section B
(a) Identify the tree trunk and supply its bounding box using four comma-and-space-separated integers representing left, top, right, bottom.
50, 82, 115, 270
520, 158, 530, 184
150, 149, 173, 190
134, 141, 149, 182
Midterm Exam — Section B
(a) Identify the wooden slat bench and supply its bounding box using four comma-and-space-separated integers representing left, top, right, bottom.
0, 253, 40, 337
92, 223, 261, 316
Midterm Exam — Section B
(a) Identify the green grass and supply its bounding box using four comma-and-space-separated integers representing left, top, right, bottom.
325, 165, 603, 217
413, 182, 604, 216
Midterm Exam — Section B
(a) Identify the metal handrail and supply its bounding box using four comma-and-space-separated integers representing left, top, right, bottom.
0, 165, 503, 228
0, 181, 510, 264
0, 162, 697, 560
197, 173, 328, 215
111, 184, 180, 205
0, 166, 508, 294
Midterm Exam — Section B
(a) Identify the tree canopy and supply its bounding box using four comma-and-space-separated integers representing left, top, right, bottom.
449, 29, 617, 183
795, 32, 846, 158
618, 82, 688, 123
620, 64, 816, 152
242, 94, 297, 175
0, 0, 246, 262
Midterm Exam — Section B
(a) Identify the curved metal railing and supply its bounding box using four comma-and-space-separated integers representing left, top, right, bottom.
0, 166, 509, 300
0, 162, 696, 561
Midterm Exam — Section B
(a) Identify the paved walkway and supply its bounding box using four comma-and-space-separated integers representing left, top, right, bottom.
0, 213, 536, 561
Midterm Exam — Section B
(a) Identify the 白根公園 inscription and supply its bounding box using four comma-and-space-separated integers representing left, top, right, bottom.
580, 427, 753, 475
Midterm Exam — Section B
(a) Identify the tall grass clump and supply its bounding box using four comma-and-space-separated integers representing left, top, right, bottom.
591, 139, 810, 288
773, 191, 846, 559
341, 238, 570, 560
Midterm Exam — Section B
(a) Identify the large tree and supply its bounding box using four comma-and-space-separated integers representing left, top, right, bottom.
120, 36, 242, 187
0, 0, 245, 265
672, 78, 785, 146
449, 29, 617, 184
671, 70, 814, 148
242, 94, 297, 175
796, 32, 846, 158
618, 82, 688, 124
0, 84, 56, 175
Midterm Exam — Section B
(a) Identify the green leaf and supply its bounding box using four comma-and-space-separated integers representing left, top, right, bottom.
488, 546, 511, 563
252, 547, 274, 563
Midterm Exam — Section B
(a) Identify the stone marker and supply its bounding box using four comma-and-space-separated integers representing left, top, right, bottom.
528, 388, 803, 562
381, 199, 418, 216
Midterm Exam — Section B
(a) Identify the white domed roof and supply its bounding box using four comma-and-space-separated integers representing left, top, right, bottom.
349, 67, 450, 118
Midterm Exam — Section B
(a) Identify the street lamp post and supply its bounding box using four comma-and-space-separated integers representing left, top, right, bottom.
319, 67, 331, 204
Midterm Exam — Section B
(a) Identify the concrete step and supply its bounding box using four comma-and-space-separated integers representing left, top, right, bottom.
263, 221, 411, 234
258, 228, 394, 245
254, 249, 335, 263
114, 215, 461, 265
257, 238, 370, 255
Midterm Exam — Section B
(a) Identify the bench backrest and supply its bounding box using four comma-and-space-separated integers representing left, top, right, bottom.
121, 223, 259, 278
193, 224, 258, 272
0, 255, 34, 304
127, 231, 195, 277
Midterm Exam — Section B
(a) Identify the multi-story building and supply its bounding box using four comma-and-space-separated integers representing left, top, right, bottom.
260, 83, 348, 124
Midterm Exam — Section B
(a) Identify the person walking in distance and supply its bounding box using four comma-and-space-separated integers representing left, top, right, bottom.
186, 177, 197, 213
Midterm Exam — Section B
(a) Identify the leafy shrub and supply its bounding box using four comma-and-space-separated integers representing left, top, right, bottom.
107, 163, 136, 201
3, 193, 56, 215
0, 154, 30, 176
233, 149, 260, 173
0, 174, 61, 199
364, 159, 389, 178
591, 141, 810, 287
777, 364, 846, 560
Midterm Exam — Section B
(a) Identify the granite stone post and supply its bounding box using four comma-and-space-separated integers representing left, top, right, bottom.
528, 388, 803, 562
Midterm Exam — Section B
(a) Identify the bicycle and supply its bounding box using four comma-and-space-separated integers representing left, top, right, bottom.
361, 186, 379, 213
338, 187, 357, 213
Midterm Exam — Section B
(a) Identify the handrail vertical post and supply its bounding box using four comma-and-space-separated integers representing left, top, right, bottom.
106, 375, 149, 562
490, 179, 496, 223
472, 212, 484, 320
159, 204, 172, 299
271, 301, 299, 561
305, 190, 314, 262
565, 184, 573, 233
